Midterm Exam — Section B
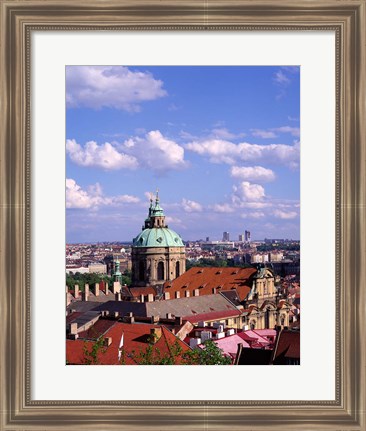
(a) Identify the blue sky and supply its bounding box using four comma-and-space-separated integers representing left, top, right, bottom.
66, 66, 300, 243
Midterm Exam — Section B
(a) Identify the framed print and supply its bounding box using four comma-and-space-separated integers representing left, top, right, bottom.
1, 0, 365, 430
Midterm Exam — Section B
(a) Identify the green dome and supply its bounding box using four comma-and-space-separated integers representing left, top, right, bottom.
133, 227, 184, 248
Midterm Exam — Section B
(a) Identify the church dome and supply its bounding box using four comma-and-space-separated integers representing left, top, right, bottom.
133, 227, 184, 248
132, 192, 185, 248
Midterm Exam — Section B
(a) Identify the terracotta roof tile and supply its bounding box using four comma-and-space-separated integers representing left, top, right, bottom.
164, 267, 255, 301
66, 322, 191, 365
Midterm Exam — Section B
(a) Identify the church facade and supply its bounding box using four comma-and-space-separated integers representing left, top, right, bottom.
131, 193, 186, 287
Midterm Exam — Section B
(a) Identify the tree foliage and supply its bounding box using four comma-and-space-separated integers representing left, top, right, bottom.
124, 338, 232, 366
182, 340, 232, 365
82, 336, 106, 365
66, 270, 132, 290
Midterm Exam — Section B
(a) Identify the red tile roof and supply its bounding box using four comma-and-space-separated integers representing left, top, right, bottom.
164, 267, 256, 301
273, 330, 300, 362
77, 319, 116, 339
129, 286, 157, 297
66, 322, 191, 365
183, 309, 241, 324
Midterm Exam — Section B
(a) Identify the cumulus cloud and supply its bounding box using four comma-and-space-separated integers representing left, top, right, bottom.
67, 131, 187, 173
233, 181, 265, 202
66, 179, 139, 209
230, 166, 275, 183
273, 209, 298, 219
66, 66, 167, 111
185, 139, 300, 167
121, 130, 187, 173
66, 139, 138, 170
181, 198, 203, 213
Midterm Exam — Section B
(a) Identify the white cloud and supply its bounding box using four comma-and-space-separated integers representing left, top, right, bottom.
66, 179, 139, 209
251, 129, 277, 139
181, 198, 203, 213
273, 126, 300, 137
121, 130, 187, 173
233, 181, 265, 202
211, 128, 246, 140
165, 216, 185, 228
67, 131, 187, 173
273, 67, 299, 99
66, 139, 138, 170
273, 209, 298, 219
273, 70, 290, 85
241, 211, 265, 219
211, 203, 235, 213
244, 202, 272, 209
66, 66, 167, 111
230, 166, 275, 183
185, 139, 300, 167
251, 126, 300, 139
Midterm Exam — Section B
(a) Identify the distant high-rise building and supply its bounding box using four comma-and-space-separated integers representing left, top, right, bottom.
245, 230, 251, 242
238, 234, 245, 242
206, 236, 210, 242
222, 231, 230, 241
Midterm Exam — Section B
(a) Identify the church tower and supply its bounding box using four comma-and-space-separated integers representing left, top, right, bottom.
131, 192, 186, 287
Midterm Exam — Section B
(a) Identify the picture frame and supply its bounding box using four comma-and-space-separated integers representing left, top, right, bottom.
1, 0, 365, 430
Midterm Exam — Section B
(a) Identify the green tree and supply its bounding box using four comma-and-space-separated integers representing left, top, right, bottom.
125, 338, 231, 365
82, 336, 107, 365
182, 340, 232, 365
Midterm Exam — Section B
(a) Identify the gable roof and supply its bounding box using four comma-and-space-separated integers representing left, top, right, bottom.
90, 293, 239, 320
66, 322, 191, 365
164, 267, 256, 301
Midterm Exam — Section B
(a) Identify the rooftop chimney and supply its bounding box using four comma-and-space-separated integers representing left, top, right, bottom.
150, 327, 162, 343
94, 283, 100, 297
70, 322, 78, 335
104, 337, 112, 346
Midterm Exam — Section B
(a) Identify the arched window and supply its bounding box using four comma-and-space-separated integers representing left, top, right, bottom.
250, 320, 256, 330
139, 261, 145, 281
157, 261, 164, 281
175, 261, 180, 278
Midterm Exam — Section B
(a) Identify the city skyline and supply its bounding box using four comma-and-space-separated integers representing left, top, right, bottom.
66, 66, 300, 243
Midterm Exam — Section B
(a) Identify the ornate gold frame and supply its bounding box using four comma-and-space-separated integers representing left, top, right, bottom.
1, 1, 365, 430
